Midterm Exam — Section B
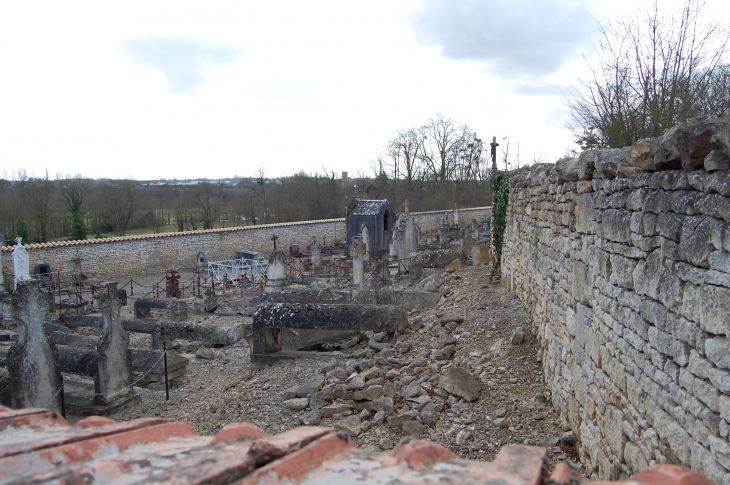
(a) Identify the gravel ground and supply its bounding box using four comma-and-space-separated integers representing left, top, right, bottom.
62, 263, 580, 469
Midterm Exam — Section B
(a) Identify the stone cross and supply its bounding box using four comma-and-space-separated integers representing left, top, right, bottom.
7, 280, 62, 413
271, 233, 278, 250
12, 237, 30, 290
94, 282, 135, 406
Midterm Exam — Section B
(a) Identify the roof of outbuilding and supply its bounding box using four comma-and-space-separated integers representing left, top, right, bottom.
350, 199, 389, 216
0, 405, 713, 485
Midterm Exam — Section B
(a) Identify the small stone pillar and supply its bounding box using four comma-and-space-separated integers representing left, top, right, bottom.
12, 237, 30, 290
0, 234, 5, 292
311, 242, 323, 270
7, 280, 62, 413
442, 212, 449, 230
351, 236, 365, 291
94, 282, 136, 406
462, 228, 472, 256
264, 251, 286, 293
453, 204, 460, 228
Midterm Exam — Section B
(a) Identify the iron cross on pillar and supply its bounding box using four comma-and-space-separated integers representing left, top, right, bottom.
271, 233, 278, 251
490, 136, 499, 170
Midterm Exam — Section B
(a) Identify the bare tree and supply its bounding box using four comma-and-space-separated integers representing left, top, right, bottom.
22, 178, 57, 243
193, 182, 220, 230
388, 127, 426, 198
101, 180, 144, 236
567, 0, 729, 149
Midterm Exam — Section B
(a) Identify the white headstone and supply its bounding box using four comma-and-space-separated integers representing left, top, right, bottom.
0, 234, 5, 292
12, 237, 30, 290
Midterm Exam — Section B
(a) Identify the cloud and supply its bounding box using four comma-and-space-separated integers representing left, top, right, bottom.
409, 0, 594, 79
249, 79, 315, 103
514, 83, 564, 96
122, 36, 239, 93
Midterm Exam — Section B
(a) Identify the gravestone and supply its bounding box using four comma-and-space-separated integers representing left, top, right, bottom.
7, 280, 62, 413
12, 237, 30, 290
311, 242, 323, 270
454, 204, 460, 228
264, 251, 286, 293
0, 234, 5, 293
196, 252, 207, 272
351, 236, 365, 292
360, 223, 370, 260
94, 282, 136, 407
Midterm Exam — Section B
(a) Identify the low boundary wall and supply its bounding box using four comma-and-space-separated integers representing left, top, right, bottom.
1, 207, 490, 280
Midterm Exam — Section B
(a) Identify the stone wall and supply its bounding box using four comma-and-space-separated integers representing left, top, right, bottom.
0, 207, 490, 280
501, 113, 730, 483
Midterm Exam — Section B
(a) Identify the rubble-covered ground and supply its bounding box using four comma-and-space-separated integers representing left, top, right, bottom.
74, 263, 580, 468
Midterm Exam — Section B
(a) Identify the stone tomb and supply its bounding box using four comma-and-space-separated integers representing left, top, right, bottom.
248, 303, 407, 366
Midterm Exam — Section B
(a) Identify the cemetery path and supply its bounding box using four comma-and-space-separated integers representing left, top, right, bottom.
76, 264, 579, 468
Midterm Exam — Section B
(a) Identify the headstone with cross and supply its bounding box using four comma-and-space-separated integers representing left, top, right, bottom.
0, 234, 5, 292
12, 237, 31, 290
271, 233, 278, 251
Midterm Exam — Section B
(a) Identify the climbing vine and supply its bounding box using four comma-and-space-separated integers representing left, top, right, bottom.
490, 166, 530, 280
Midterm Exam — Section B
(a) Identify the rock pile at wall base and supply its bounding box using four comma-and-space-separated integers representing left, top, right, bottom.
502, 110, 730, 483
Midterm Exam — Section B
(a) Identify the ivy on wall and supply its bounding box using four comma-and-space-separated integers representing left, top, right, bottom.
490, 166, 530, 280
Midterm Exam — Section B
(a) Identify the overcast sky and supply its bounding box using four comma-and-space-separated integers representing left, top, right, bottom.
1, 0, 727, 180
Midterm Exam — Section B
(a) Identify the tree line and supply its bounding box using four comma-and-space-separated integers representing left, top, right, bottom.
0, 166, 494, 245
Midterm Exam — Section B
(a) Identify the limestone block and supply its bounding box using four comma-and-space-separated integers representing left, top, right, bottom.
657, 213, 684, 242
689, 350, 715, 380
628, 137, 661, 170
711, 368, 730, 394
721, 395, 730, 422
653, 407, 691, 463
645, 190, 673, 214
678, 217, 716, 268
609, 254, 637, 290
595, 147, 630, 179
681, 284, 730, 335
556, 156, 580, 182
690, 441, 727, 485
656, 114, 721, 170
602, 209, 632, 243
695, 377, 721, 413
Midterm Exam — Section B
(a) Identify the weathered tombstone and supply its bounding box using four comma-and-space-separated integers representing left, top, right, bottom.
94, 282, 136, 407
360, 223, 370, 260
442, 212, 449, 229
311, 242, 323, 270
12, 237, 30, 290
264, 251, 286, 293
462, 228, 472, 256
0, 234, 5, 292
351, 236, 365, 291
404, 215, 418, 258
196, 252, 207, 272
7, 280, 62, 413
453, 204, 460, 228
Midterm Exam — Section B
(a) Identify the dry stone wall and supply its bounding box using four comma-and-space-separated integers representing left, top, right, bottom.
501, 112, 730, 483
0, 208, 490, 280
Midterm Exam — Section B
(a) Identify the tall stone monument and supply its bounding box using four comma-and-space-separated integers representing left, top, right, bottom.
12, 237, 30, 290
7, 280, 62, 413
94, 282, 136, 407
0, 234, 5, 293
264, 251, 286, 293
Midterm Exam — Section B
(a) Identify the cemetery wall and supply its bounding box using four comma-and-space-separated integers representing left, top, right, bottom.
0, 207, 490, 280
501, 113, 730, 483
